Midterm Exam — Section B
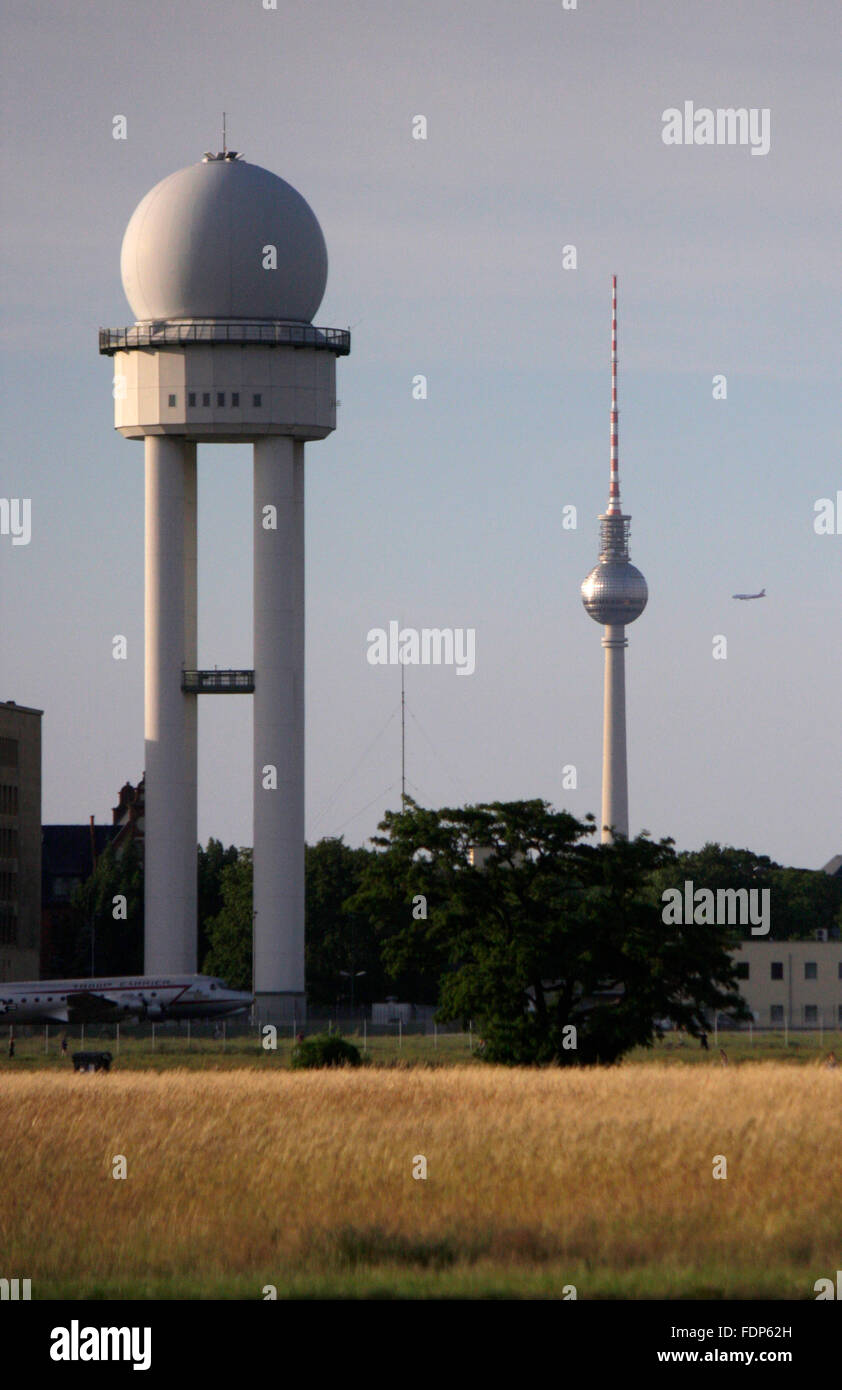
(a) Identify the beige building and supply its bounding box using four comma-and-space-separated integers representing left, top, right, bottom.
0, 700, 43, 980
732, 940, 842, 1029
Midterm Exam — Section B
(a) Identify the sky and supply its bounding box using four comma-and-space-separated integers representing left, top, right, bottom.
1, 0, 839, 871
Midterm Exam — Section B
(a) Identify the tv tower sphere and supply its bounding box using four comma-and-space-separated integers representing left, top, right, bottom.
580, 276, 647, 843
100, 148, 350, 1023
581, 559, 648, 625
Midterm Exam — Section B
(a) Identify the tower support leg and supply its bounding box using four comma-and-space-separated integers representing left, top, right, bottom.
183, 445, 198, 965
253, 437, 306, 1023
144, 436, 197, 973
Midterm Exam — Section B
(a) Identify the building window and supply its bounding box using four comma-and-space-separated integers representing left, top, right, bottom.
804, 1005, 818, 1024
735, 961, 749, 979
838, 962, 842, 980
770, 1004, 784, 1023
0, 738, 18, 769
771, 961, 783, 980
232, 392, 240, 407
0, 907, 17, 945
253, 393, 262, 407
838, 1004, 842, 1025
188, 392, 196, 407
217, 392, 225, 407
168, 393, 177, 407
805, 961, 817, 980
0, 826, 18, 856
202, 393, 211, 407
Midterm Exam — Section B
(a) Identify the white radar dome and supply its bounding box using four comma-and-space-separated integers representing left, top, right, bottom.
120, 156, 328, 323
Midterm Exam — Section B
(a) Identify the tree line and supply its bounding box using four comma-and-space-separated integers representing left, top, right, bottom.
59, 800, 841, 1062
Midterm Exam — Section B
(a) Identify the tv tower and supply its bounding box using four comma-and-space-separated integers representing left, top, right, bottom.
100, 143, 349, 1020
581, 276, 647, 842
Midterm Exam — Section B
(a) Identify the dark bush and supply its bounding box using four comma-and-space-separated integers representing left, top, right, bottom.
290, 1033, 362, 1069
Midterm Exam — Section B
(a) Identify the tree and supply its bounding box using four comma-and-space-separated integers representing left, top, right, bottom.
358, 799, 749, 1065
200, 838, 384, 999
768, 865, 842, 940
202, 849, 253, 989
67, 840, 144, 978
647, 843, 842, 941
198, 838, 240, 964
345, 806, 451, 1005
305, 837, 380, 1005
648, 843, 777, 942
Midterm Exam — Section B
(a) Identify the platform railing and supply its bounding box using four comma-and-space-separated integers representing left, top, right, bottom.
99, 322, 351, 355
181, 669, 255, 694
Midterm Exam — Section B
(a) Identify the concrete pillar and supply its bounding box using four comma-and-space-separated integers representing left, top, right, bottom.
183, 445, 198, 966
144, 436, 196, 974
601, 624, 628, 843
253, 437, 305, 1021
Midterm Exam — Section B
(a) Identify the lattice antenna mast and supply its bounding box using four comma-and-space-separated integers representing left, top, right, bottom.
600, 274, 631, 561
608, 273, 620, 514
401, 657, 406, 806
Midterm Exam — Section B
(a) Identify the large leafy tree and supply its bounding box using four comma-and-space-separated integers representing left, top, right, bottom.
358, 799, 750, 1065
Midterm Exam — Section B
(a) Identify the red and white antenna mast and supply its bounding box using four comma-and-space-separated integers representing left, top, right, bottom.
608, 273, 620, 515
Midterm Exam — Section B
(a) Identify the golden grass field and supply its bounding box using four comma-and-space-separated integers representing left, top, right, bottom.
2, 1064, 840, 1299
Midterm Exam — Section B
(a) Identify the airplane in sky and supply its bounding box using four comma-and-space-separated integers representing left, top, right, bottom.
0, 974, 253, 1026
732, 588, 766, 600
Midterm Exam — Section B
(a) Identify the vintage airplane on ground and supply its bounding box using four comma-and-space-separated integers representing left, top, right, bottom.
732, 588, 766, 600
0, 974, 253, 1026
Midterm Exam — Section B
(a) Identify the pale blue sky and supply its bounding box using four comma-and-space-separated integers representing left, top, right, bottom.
1, 0, 839, 869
